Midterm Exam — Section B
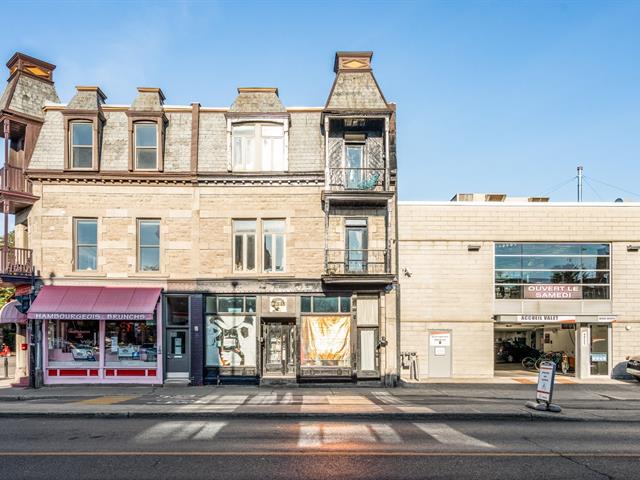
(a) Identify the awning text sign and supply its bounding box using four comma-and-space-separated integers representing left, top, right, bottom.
536, 361, 556, 403
516, 315, 576, 323
30, 312, 151, 321
525, 285, 582, 300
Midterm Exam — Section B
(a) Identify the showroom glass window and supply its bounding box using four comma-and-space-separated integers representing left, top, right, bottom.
494, 243, 610, 299
47, 320, 100, 366
104, 320, 157, 367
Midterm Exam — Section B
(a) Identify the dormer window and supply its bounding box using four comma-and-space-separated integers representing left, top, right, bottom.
70, 121, 94, 169
232, 123, 286, 172
134, 122, 158, 170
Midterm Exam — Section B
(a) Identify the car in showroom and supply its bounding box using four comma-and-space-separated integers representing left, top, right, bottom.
496, 341, 540, 363
627, 355, 640, 381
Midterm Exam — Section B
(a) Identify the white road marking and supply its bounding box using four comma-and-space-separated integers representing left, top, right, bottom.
135, 421, 227, 443
248, 395, 278, 405
371, 391, 405, 405
414, 423, 495, 448
281, 393, 294, 404
193, 393, 220, 404
297, 422, 401, 448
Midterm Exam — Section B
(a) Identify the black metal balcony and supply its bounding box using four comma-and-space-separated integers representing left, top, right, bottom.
328, 168, 386, 192
323, 248, 393, 284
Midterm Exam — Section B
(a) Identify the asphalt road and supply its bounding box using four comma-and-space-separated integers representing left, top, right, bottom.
0, 418, 638, 479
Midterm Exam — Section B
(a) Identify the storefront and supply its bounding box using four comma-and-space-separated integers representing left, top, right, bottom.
165, 291, 381, 385
28, 286, 162, 384
0, 300, 28, 383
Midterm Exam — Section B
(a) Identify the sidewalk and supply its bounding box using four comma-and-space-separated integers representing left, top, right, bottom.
0, 381, 639, 422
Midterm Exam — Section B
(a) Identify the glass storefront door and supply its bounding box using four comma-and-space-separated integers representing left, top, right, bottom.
590, 324, 609, 375
262, 322, 295, 377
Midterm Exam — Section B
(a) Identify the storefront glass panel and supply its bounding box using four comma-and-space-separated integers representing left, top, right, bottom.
590, 324, 609, 375
205, 315, 257, 367
300, 316, 351, 367
104, 320, 157, 367
47, 320, 100, 366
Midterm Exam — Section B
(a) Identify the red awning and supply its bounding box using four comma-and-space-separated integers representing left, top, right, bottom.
0, 300, 27, 325
27, 286, 162, 321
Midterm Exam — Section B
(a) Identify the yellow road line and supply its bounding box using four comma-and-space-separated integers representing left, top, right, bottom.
75, 395, 139, 405
0, 451, 638, 457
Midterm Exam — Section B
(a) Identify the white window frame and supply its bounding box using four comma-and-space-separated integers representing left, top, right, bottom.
227, 118, 289, 172
262, 219, 286, 273
233, 220, 257, 273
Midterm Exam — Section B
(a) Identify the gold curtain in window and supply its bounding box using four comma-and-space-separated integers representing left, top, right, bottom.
301, 316, 351, 367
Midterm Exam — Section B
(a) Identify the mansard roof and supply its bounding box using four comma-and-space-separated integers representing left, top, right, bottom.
229, 87, 286, 113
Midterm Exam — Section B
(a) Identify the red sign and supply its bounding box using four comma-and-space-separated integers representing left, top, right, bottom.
524, 285, 582, 300
14, 284, 32, 296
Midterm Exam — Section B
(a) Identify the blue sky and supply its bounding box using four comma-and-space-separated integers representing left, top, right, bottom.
3, 0, 639, 201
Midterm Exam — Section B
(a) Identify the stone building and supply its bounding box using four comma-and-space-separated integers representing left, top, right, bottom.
0, 51, 398, 386
398, 195, 640, 381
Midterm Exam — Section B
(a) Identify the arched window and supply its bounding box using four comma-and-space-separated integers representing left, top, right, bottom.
134, 122, 158, 170
70, 121, 93, 168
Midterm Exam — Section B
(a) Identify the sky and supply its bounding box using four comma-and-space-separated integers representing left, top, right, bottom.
2, 0, 639, 201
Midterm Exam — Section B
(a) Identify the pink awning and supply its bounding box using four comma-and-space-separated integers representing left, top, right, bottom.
0, 300, 27, 325
27, 286, 162, 321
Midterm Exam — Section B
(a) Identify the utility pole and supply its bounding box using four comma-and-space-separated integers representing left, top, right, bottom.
577, 165, 583, 202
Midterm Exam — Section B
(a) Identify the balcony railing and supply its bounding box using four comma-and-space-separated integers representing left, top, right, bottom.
0, 165, 32, 195
0, 247, 33, 276
328, 168, 386, 192
325, 249, 390, 275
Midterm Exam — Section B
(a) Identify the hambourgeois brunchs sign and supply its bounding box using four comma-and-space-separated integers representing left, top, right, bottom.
28, 312, 152, 321
524, 285, 582, 300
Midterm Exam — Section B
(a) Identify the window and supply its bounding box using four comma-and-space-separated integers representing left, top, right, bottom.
494, 243, 611, 300
263, 220, 285, 272
74, 218, 97, 271
301, 296, 351, 313
70, 122, 93, 168
134, 123, 158, 169
345, 144, 365, 189
138, 220, 160, 272
346, 218, 368, 273
232, 123, 285, 171
105, 320, 157, 367
233, 220, 256, 272
205, 296, 257, 369
47, 320, 100, 367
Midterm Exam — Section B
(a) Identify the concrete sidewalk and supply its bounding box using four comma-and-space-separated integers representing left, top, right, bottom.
0, 381, 639, 422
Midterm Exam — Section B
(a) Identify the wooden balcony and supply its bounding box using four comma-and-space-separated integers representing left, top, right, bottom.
322, 248, 394, 285
323, 168, 393, 205
0, 246, 33, 285
0, 165, 38, 212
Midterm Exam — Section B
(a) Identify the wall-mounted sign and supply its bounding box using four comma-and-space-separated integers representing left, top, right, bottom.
596, 315, 616, 323
591, 352, 607, 362
516, 315, 576, 323
269, 297, 288, 313
524, 285, 582, 300
429, 332, 451, 347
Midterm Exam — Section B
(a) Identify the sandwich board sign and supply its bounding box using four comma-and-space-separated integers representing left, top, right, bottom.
536, 361, 556, 404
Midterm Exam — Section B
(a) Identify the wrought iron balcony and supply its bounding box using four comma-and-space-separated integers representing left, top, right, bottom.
324, 249, 390, 276
0, 247, 33, 277
328, 168, 386, 192
0, 165, 32, 195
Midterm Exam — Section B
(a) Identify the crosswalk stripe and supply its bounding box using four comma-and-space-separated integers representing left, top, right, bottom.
371, 391, 404, 405
414, 423, 495, 449
134, 421, 227, 443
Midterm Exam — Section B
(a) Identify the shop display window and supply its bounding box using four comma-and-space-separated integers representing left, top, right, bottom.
300, 296, 351, 313
300, 316, 351, 367
47, 320, 100, 367
104, 320, 157, 367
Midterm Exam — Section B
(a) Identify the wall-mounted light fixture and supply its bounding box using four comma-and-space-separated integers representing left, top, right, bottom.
627, 245, 640, 252
468, 244, 481, 252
